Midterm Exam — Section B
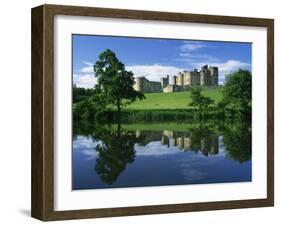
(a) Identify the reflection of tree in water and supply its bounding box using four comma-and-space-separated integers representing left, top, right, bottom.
160, 127, 219, 156
188, 125, 218, 156
73, 118, 251, 185
159, 122, 251, 161
222, 123, 251, 163
94, 123, 145, 185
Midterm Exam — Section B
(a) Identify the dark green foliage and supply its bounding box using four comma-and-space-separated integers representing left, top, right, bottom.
92, 123, 145, 185
189, 86, 215, 120
73, 49, 145, 124
93, 49, 145, 117
73, 87, 108, 122
189, 86, 214, 110
187, 124, 219, 156
119, 109, 219, 123
223, 69, 251, 104
222, 123, 252, 163
220, 69, 252, 121
73, 98, 95, 122
73, 86, 95, 103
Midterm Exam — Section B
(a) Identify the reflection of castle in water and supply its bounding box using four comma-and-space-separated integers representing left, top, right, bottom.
136, 130, 219, 156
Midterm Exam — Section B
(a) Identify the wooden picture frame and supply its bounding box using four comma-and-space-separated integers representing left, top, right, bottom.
31, 4, 274, 221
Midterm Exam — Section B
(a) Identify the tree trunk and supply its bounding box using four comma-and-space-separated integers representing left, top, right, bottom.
116, 98, 121, 122
117, 120, 121, 137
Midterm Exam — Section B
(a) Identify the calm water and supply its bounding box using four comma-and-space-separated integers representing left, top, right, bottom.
72, 123, 251, 190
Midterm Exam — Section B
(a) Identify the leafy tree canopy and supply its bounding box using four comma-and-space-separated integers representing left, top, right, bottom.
222, 69, 251, 107
93, 49, 145, 114
220, 69, 252, 121
189, 86, 214, 110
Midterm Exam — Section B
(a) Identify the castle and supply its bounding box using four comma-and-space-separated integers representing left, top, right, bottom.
133, 65, 218, 93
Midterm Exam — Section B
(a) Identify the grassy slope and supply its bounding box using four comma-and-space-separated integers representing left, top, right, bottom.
125, 88, 223, 110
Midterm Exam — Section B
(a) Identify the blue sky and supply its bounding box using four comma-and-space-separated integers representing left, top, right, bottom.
72, 35, 252, 88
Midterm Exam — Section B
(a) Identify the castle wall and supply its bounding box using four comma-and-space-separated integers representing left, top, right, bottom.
133, 77, 142, 91
160, 75, 169, 88
147, 81, 162, 93
176, 73, 184, 85
183, 71, 192, 85
134, 65, 218, 93
163, 85, 184, 93
172, 76, 177, 85
175, 65, 218, 87
210, 67, 218, 86
163, 85, 174, 93
200, 69, 211, 86
134, 77, 162, 93
191, 70, 200, 85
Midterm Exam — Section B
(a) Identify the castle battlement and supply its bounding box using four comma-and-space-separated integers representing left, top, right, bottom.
133, 65, 218, 93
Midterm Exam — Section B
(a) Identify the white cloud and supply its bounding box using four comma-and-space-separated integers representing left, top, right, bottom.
73, 73, 97, 89
193, 60, 251, 84
217, 60, 250, 73
126, 64, 186, 82
73, 136, 101, 160
74, 59, 250, 88
178, 41, 251, 84
74, 138, 186, 158
73, 61, 96, 88
80, 67, 93, 73
74, 63, 185, 88
126, 60, 250, 85
178, 41, 220, 65
194, 60, 251, 74
177, 53, 219, 63
79, 61, 94, 73
73, 135, 97, 149
180, 41, 205, 52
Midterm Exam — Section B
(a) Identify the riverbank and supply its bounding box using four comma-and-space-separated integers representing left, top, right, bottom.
119, 108, 220, 123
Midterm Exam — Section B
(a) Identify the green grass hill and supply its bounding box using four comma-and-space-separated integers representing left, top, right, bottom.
125, 88, 222, 110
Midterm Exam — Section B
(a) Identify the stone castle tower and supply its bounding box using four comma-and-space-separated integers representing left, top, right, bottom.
133, 77, 162, 93
134, 65, 218, 93
173, 65, 218, 86
160, 75, 169, 88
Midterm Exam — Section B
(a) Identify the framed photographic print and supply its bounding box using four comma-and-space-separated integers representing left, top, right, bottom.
31, 4, 274, 221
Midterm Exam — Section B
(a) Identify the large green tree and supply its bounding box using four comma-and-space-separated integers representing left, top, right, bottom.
93, 49, 144, 118
221, 69, 252, 120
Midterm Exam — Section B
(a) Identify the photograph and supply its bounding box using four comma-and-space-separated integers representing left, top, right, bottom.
72, 35, 252, 190
30, 3, 274, 221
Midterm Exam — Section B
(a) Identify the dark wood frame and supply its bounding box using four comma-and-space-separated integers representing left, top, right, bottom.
31, 4, 274, 221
